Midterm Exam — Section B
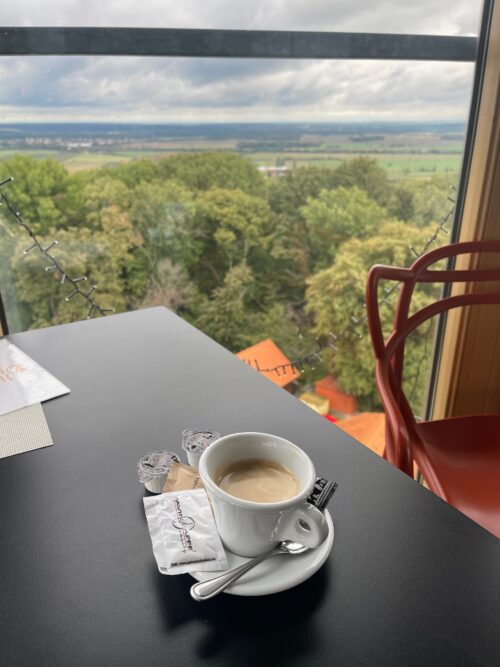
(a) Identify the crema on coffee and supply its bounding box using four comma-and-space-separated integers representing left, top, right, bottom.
215, 458, 299, 503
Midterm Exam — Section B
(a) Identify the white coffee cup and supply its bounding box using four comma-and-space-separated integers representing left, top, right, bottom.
198, 432, 328, 557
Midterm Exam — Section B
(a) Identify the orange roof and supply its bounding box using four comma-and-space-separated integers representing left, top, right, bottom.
236, 338, 300, 388
337, 413, 385, 457
315, 375, 341, 391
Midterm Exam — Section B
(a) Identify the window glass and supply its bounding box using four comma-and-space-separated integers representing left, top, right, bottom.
1, 0, 482, 35
0, 0, 484, 427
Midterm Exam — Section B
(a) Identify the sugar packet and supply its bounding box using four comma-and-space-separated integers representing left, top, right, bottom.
162, 461, 204, 493
143, 489, 228, 575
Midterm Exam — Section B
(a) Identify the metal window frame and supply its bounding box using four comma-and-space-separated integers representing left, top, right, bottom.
425, 0, 494, 418
0, 27, 476, 61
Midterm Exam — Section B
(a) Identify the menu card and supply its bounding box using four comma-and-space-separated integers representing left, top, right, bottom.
0, 340, 70, 417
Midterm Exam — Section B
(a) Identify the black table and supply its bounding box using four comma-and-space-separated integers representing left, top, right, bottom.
1, 308, 498, 666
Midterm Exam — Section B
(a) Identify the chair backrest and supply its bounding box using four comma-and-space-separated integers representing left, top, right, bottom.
366, 240, 500, 476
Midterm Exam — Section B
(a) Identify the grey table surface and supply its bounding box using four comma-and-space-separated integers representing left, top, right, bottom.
0, 307, 498, 667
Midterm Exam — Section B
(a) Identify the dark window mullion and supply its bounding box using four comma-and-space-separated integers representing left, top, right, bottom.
0, 27, 477, 61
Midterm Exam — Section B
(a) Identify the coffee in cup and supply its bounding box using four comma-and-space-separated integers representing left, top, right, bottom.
215, 458, 299, 503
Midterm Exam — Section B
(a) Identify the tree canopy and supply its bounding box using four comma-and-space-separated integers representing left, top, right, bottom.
0, 151, 454, 410
302, 186, 388, 270
306, 221, 441, 411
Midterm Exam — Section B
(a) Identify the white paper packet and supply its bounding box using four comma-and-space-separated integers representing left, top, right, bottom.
143, 488, 228, 575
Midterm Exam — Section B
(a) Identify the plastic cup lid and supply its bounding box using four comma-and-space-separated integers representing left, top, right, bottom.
181, 429, 221, 454
137, 450, 180, 483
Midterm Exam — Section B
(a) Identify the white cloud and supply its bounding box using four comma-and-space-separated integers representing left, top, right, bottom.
0, 0, 483, 122
0, 0, 482, 33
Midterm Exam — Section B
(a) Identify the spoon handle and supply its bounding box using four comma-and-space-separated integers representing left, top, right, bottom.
190, 547, 282, 601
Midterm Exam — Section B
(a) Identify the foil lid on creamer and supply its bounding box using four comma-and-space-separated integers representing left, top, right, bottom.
137, 450, 180, 484
181, 429, 221, 455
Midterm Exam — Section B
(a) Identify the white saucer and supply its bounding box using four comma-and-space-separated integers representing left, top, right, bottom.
190, 510, 334, 596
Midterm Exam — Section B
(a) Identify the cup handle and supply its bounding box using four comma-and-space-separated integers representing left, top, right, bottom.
274, 502, 328, 549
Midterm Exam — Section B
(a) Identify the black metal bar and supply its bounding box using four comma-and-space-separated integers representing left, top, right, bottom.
425, 0, 494, 420
0, 27, 477, 61
0, 289, 9, 336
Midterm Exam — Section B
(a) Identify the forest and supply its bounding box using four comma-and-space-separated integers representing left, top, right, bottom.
0, 152, 454, 411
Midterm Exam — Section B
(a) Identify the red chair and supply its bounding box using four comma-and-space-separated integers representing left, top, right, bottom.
366, 241, 500, 538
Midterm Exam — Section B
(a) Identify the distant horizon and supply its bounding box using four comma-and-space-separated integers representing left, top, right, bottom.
1, 2, 480, 127
0, 120, 467, 126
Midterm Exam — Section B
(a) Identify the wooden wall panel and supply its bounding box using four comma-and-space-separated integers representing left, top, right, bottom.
434, 1, 500, 418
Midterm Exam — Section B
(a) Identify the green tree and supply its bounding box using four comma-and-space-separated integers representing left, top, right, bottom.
267, 166, 343, 298
334, 157, 390, 205
387, 185, 415, 222
138, 258, 201, 314
268, 166, 342, 218
80, 176, 132, 230
195, 264, 257, 350
191, 187, 276, 294
0, 150, 454, 391
112, 158, 160, 188
58, 170, 96, 229
387, 175, 456, 227
306, 221, 441, 411
0, 156, 68, 233
129, 180, 198, 276
10, 205, 140, 328
410, 177, 455, 227
158, 152, 266, 196
301, 186, 387, 270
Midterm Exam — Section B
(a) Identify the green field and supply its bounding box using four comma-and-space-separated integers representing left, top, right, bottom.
60, 152, 130, 171
248, 151, 461, 177
0, 149, 58, 159
0, 137, 463, 179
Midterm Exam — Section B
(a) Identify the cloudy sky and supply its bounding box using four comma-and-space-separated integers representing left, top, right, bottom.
0, 0, 484, 123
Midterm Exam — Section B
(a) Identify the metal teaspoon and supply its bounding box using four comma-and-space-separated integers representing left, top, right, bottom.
190, 481, 337, 601
190, 540, 308, 601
